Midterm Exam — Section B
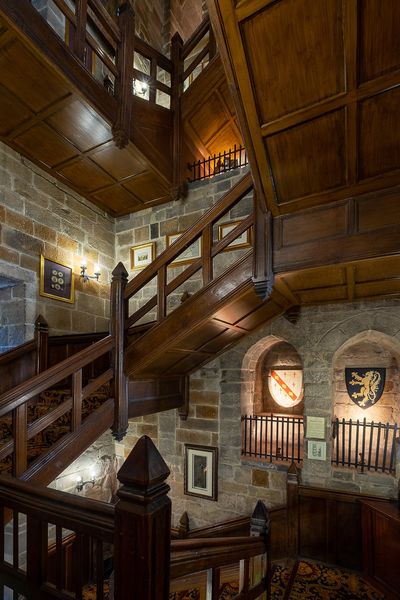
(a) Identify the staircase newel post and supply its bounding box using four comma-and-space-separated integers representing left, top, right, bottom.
252, 189, 274, 300
114, 435, 171, 600
34, 314, 48, 373
250, 500, 271, 599
171, 32, 186, 200
113, 1, 135, 149
111, 262, 129, 441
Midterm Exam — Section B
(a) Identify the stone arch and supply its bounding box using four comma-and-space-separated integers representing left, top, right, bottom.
240, 335, 303, 415
332, 330, 400, 424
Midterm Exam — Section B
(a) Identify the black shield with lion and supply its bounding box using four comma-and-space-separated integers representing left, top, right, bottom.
345, 368, 385, 409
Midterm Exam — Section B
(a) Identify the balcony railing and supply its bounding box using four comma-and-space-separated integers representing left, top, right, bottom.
332, 417, 398, 474
188, 145, 248, 183
241, 414, 304, 464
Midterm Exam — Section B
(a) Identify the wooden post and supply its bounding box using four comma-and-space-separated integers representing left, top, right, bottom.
178, 375, 189, 421
112, 2, 135, 149
171, 32, 186, 200
178, 511, 189, 539
34, 314, 48, 374
74, 0, 88, 62
114, 435, 171, 600
250, 500, 270, 600
252, 190, 274, 299
110, 262, 129, 441
287, 462, 300, 558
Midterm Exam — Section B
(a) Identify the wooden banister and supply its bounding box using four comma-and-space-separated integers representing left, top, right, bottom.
124, 172, 253, 300
0, 335, 114, 418
110, 262, 128, 441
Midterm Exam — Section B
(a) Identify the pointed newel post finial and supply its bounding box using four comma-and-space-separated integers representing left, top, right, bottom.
114, 436, 171, 600
250, 500, 270, 538
178, 511, 189, 539
110, 262, 129, 442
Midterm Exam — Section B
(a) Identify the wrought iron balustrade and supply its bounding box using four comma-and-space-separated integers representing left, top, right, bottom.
188, 145, 248, 183
241, 414, 304, 464
332, 417, 398, 474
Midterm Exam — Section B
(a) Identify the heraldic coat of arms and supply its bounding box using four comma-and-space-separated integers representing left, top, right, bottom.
345, 368, 385, 409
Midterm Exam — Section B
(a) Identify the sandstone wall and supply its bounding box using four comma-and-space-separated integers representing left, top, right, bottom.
0, 142, 114, 338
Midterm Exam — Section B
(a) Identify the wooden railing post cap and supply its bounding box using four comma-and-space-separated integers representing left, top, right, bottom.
250, 500, 270, 537
172, 31, 183, 46
117, 435, 170, 490
34, 314, 48, 330
287, 461, 300, 481
112, 262, 128, 280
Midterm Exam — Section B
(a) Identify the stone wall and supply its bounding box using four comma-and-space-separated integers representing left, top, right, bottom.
0, 142, 114, 338
118, 298, 400, 529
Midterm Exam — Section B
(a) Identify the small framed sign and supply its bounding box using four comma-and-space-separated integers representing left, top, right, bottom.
131, 242, 155, 270
184, 444, 218, 501
39, 255, 74, 303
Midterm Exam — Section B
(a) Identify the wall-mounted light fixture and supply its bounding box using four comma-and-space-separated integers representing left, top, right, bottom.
80, 261, 100, 283
75, 473, 96, 492
133, 79, 149, 97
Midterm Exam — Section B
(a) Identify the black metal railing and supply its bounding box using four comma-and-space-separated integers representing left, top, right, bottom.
188, 145, 248, 183
241, 414, 304, 464
332, 418, 398, 474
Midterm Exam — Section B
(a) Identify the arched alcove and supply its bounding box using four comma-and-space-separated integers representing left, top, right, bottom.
241, 335, 304, 465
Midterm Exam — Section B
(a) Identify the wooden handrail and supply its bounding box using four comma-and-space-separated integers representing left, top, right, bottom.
0, 340, 36, 365
124, 172, 253, 300
0, 335, 114, 417
182, 16, 211, 58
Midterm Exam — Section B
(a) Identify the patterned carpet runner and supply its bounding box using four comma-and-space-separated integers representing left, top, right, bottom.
168, 559, 385, 600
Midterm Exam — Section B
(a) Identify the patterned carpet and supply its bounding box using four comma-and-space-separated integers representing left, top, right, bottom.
168, 559, 385, 600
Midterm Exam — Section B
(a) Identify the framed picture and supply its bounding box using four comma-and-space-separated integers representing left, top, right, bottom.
39, 255, 74, 303
166, 233, 201, 265
184, 444, 218, 501
218, 220, 251, 251
131, 242, 155, 270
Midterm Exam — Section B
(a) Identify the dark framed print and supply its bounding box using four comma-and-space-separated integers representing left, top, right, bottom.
184, 444, 218, 501
218, 220, 251, 251
40, 255, 74, 304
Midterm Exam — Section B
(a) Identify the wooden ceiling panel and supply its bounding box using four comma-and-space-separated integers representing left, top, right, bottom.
213, 290, 263, 326
237, 298, 284, 331
358, 86, 400, 180
91, 186, 143, 214
359, 0, 400, 83
46, 99, 112, 152
286, 265, 346, 291
297, 285, 348, 304
123, 172, 169, 204
241, 0, 345, 123
189, 90, 229, 145
176, 321, 228, 352
13, 122, 78, 168
57, 158, 115, 193
0, 84, 32, 136
266, 110, 346, 204
207, 122, 241, 156
354, 280, 400, 299
0, 38, 68, 112
354, 256, 400, 283
357, 188, 400, 233
90, 144, 146, 180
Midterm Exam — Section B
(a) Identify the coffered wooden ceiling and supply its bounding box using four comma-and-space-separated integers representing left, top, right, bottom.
0, 9, 172, 216
207, 0, 400, 216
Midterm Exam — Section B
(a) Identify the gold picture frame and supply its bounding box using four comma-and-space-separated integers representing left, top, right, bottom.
131, 242, 155, 270
218, 220, 251, 251
166, 233, 201, 266
39, 255, 74, 303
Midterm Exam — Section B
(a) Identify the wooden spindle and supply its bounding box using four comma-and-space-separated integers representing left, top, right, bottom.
110, 262, 129, 442
157, 265, 167, 322
34, 314, 49, 374
202, 225, 213, 285
171, 32, 185, 200
74, 0, 88, 62
13, 404, 27, 476
206, 567, 220, 600
72, 369, 83, 431
114, 436, 171, 600
112, 2, 135, 149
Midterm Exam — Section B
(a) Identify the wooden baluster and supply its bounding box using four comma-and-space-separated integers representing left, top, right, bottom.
74, 0, 88, 62
26, 514, 45, 590
178, 374, 189, 421
206, 567, 220, 600
287, 463, 300, 558
34, 314, 48, 374
149, 57, 157, 104
157, 265, 167, 322
113, 435, 171, 600
13, 404, 27, 476
72, 369, 83, 431
171, 32, 185, 200
202, 224, 213, 285
113, 2, 135, 149
238, 558, 249, 597
252, 190, 274, 299
250, 500, 270, 599
110, 262, 129, 442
